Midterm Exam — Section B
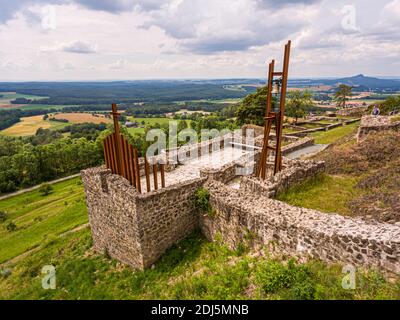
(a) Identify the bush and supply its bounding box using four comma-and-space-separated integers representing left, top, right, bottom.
255, 259, 316, 300
39, 183, 53, 196
6, 221, 17, 232
194, 187, 211, 214
0, 210, 7, 222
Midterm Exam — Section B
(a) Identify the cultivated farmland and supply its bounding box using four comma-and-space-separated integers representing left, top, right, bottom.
1, 115, 68, 136
51, 112, 112, 124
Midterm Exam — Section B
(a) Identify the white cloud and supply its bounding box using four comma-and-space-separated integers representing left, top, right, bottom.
61, 41, 98, 53
0, 0, 399, 80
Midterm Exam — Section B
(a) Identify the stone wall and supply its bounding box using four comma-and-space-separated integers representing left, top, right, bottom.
81, 167, 145, 268
337, 106, 367, 117
357, 115, 400, 141
82, 123, 400, 276
240, 158, 325, 198
81, 166, 206, 269
282, 137, 314, 155
200, 180, 400, 275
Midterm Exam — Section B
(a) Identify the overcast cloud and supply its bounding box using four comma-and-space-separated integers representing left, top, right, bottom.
0, 0, 399, 80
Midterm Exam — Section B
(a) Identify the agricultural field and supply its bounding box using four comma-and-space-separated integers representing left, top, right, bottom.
1, 115, 69, 137
0, 92, 48, 108
51, 112, 112, 124
183, 98, 242, 104
0, 177, 399, 300
3, 104, 68, 111
126, 117, 188, 135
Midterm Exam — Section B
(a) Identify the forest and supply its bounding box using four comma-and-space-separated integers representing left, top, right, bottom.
1, 80, 256, 105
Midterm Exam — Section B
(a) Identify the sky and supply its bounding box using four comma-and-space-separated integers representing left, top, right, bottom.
0, 0, 399, 80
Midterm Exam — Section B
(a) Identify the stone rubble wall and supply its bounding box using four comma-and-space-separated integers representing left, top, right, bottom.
82, 123, 400, 275
337, 106, 368, 117
200, 180, 400, 275
282, 137, 315, 155
81, 167, 145, 269
135, 177, 206, 267
357, 115, 400, 142
81, 165, 206, 269
240, 158, 325, 198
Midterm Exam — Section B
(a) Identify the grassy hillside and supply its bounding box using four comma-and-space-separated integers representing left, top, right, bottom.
0, 176, 399, 300
0, 177, 87, 263
278, 129, 400, 223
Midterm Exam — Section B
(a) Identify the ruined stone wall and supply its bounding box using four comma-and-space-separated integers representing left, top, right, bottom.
337, 106, 367, 117
282, 137, 314, 155
81, 167, 145, 269
240, 158, 325, 198
135, 177, 206, 267
200, 181, 400, 275
357, 115, 400, 142
81, 166, 206, 269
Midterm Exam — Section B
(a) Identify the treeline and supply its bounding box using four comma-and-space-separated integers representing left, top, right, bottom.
0, 109, 49, 130
1, 81, 253, 105
0, 136, 102, 193
59, 123, 108, 141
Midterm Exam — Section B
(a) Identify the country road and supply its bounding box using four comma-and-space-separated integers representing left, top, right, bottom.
0, 173, 81, 201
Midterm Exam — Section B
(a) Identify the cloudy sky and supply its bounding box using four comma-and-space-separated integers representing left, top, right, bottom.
0, 0, 399, 80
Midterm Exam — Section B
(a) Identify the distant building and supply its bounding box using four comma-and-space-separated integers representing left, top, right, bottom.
125, 121, 139, 128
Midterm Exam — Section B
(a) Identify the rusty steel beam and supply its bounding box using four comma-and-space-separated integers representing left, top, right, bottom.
160, 164, 165, 188
133, 149, 141, 193
153, 164, 158, 190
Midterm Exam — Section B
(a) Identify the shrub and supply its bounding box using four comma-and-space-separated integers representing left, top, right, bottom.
255, 259, 316, 300
194, 187, 212, 214
39, 183, 53, 196
0, 210, 7, 222
6, 221, 17, 232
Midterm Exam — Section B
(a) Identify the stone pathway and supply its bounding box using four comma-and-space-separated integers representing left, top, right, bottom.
140, 147, 250, 192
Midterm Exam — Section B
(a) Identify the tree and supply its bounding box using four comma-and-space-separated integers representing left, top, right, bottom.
377, 95, 400, 115
285, 90, 314, 124
236, 87, 276, 126
177, 120, 188, 133
334, 84, 353, 108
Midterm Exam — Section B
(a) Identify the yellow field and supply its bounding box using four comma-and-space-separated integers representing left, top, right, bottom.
1, 115, 68, 136
52, 112, 111, 124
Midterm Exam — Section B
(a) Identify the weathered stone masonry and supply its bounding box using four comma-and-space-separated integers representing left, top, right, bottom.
82, 132, 400, 275
81, 166, 206, 268
200, 181, 400, 275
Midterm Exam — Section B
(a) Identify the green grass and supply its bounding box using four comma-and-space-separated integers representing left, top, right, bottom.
1, 229, 398, 300
184, 98, 242, 104
0, 177, 87, 263
0, 92, 48, 104
311, 121, 360, 144
8, 104, 69, 111
126, 117, 188, 135
391, 115, 400, 123
276, 174, 362, 215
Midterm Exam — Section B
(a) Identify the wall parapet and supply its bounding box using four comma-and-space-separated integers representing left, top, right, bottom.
357, 115, 400, 142
81, 165, 206, 269
201, 181, 400, 275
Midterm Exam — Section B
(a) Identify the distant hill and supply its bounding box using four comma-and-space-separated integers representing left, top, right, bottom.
325, 74, 400, 90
